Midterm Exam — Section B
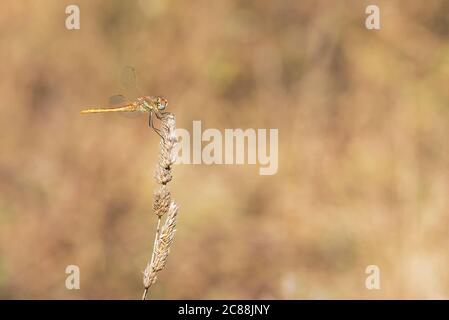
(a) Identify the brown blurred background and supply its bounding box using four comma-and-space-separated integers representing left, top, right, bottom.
1, 0, 449, 299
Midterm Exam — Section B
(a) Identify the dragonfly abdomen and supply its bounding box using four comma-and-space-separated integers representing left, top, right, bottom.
80, 103, 140, 114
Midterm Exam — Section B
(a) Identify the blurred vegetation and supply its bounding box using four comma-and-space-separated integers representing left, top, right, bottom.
0, 0, 449, 299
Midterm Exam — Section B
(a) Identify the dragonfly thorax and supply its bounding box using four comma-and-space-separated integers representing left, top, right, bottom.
136, 97, 155, 112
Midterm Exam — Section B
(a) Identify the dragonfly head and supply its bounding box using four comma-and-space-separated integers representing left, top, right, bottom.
145, 96, 168, 111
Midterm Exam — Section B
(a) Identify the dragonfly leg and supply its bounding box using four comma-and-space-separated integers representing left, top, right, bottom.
149, 112, 163, 139
155, 111, 170, 119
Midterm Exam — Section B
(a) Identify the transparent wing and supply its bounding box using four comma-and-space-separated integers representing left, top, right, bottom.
119, 65, 145, 98
80, 66, 144, 117
120, 66, 137, 90
108, 94, 130, 106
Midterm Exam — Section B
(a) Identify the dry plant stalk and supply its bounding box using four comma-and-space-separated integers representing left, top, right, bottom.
142, 113, 178, 300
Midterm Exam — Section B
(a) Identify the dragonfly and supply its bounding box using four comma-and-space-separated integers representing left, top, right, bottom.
80, 95, 169, 138
81, 67, 169, 137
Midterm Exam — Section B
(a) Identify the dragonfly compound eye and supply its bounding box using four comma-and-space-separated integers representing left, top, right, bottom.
158, 98, 167, 110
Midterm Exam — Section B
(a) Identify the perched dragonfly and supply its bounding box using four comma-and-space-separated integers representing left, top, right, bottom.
80, 95, 169, 137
